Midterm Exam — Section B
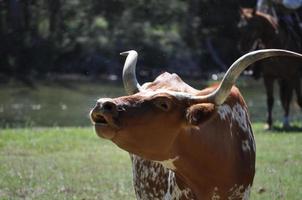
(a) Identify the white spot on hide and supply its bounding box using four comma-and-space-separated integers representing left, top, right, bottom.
164, 170, 193, 200
243, 185, 251, 200
217, 103, 256, 153
158, 156, 179, 170
131, 154, 194, 200
242, 140, 250, 152
139, 89, 197, 101
228, 184, 251, 200
232, 104, 249, 132
218, 103, 249, 132
217, 104, 233, 121
211, 187, 221, 200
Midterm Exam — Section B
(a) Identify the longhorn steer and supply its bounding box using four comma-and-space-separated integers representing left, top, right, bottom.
90, 49, 302, 199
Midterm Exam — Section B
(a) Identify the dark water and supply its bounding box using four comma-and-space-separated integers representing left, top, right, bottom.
0, 78, 301, 127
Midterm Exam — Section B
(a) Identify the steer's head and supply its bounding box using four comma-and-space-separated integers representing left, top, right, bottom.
90, 49, 301, 161
90, 85, 216, 160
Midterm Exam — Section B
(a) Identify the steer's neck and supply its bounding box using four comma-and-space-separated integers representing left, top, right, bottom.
170, 123, 246, 199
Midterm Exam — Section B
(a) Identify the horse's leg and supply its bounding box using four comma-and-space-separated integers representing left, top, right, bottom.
293, 77, 302, 109
279, 79, 293, 129
264, 77, 274, 130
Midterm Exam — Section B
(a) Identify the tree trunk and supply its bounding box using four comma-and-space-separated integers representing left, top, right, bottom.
48, 0, 62, 41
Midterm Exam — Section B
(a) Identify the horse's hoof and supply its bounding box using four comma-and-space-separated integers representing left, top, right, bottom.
283, 117, 291, 130
282, 123, 291, 130
264, 123, 272, 131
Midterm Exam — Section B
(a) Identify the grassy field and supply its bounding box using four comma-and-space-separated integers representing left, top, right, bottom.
0, 79, 302, 199
0, 125, 301, 199
0, 128, 134, 200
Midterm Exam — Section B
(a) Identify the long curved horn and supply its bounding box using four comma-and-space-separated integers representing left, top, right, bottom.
120, 50, 141, 94
192, 49, 302, 105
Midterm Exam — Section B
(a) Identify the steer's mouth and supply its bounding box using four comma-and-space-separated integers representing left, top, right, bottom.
90, 109, 120, 140
93, 114, 108, 126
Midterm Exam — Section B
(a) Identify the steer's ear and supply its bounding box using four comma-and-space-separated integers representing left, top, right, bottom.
186, 103, 215, 126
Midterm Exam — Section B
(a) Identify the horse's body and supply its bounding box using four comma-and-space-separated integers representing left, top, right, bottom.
238, 9, 302, 129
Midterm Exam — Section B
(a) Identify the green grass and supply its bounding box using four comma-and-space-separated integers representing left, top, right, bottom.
0, 125, 301, 199
0, 128, 135, 199
251, 124, 302, 200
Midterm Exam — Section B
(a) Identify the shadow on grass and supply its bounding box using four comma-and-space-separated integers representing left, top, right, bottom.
271, 124, 302, 133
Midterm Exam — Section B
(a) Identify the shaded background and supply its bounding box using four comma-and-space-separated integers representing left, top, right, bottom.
0, 0, 255, 82
3, 0, 301, 128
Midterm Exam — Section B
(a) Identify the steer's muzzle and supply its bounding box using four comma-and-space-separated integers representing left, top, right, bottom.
90, 99, 120, 132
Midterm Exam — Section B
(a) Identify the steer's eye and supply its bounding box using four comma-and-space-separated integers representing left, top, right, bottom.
153, 97, 172, 111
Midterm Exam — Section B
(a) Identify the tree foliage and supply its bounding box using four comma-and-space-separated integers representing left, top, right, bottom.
0, 0, 244, 80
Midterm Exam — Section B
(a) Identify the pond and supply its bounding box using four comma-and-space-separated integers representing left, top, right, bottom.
0, 77, 301, 127
0, 79, 124, 127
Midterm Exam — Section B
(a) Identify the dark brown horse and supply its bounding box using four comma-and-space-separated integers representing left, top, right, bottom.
238, 8, 302, 129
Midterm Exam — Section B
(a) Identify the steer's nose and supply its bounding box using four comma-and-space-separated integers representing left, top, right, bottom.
90, 100, 118, 124
101, 101, 117, 113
